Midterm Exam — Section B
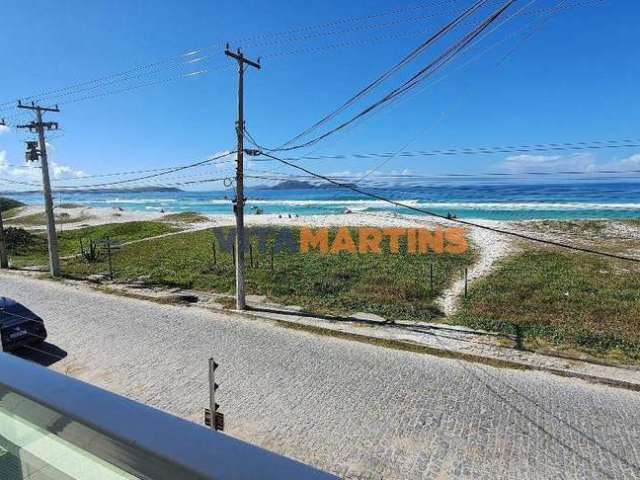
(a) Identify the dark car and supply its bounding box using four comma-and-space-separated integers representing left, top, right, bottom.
0, 297, 48, 352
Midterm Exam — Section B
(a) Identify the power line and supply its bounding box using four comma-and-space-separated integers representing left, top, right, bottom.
0, 0, 477, 112
246, 138, 640, 163
325, 0, 607, 187
257, 0, 491, 152
49, 151, 235, 190
245, 167, 640, 180
245, 0, 602, 162
252, 150, 640, 264
0, 1, 601, 118
260, 0, 517, 153
242, 0, 552, 182
48, 159, 235, 182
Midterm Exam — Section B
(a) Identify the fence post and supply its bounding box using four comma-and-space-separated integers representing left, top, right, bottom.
249, 243, 254, 269
464, 267, 468, 298
212, 240, 217, 266
106, 237, 114, 280
232, 244, 236, 267
429, 263, 434, 293
270, 245, 274, 272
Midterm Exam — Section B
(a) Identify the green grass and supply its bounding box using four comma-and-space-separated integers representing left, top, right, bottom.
623, 218, 640, 227
9, 221, 178, 268
3, 207, 26, 219
161, 211, 209, 223
454, 248, 640, 361
57, 226, 475, 322
525, 219, 607, 235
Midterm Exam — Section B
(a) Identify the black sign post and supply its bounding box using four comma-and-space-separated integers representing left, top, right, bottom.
205, 358, 224, 431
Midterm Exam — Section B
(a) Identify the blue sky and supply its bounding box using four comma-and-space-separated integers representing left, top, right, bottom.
0, 0, 638, 190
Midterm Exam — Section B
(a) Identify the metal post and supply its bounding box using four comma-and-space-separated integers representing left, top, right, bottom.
212, 239, 217, 266
208, 358, 216, 432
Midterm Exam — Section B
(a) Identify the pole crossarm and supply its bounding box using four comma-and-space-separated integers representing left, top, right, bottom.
17, 100, 60, 113
16, 121, 58, 131
224, 44, 261, 70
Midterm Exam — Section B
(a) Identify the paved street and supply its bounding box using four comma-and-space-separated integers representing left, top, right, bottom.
2, 273, 640, 479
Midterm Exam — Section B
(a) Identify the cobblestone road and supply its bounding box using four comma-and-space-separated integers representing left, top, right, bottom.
2, 274, 640, 479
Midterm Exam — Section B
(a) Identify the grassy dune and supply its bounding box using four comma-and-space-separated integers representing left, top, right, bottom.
9, 221, 177, 268
27, 225, 476, 322
455, 248, 640, 361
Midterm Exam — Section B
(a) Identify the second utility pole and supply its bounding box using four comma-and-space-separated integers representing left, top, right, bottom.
0, 120, 8, 269
225, 45, 260, 310
17, 102, 61, 277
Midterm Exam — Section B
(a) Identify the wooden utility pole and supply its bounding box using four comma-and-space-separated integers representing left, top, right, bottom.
224, 45, 260, 310
0, 120, 8, 268
16, 101, 61, 277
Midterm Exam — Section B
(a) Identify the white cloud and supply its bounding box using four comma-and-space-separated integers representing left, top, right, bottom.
602, 153, 640, 171
0, 151, 8, 172
326, 169, 413, 178
49, 161, 86, 179
501, 153, 597, 173
51, 162, 71, 177
0, 150, 87, 188
0, 125, 9, 135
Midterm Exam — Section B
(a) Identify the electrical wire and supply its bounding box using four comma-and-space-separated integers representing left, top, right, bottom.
257, 0, 491, 152
247, 138, 640, 162
50, 151, 235, 190
0, 0, 481, 112
245, 166, 640, 180
260, 0, 517, 153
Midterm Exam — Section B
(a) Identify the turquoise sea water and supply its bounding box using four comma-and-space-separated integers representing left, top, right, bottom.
6, 181, 640, 221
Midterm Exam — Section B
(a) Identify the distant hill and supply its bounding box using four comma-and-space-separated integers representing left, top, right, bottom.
0, 197, 25, 212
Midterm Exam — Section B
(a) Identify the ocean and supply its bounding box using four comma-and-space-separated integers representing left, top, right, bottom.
7, 181, 640, 221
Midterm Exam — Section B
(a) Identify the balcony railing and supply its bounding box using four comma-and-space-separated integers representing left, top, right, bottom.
0, 352, 337, 480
